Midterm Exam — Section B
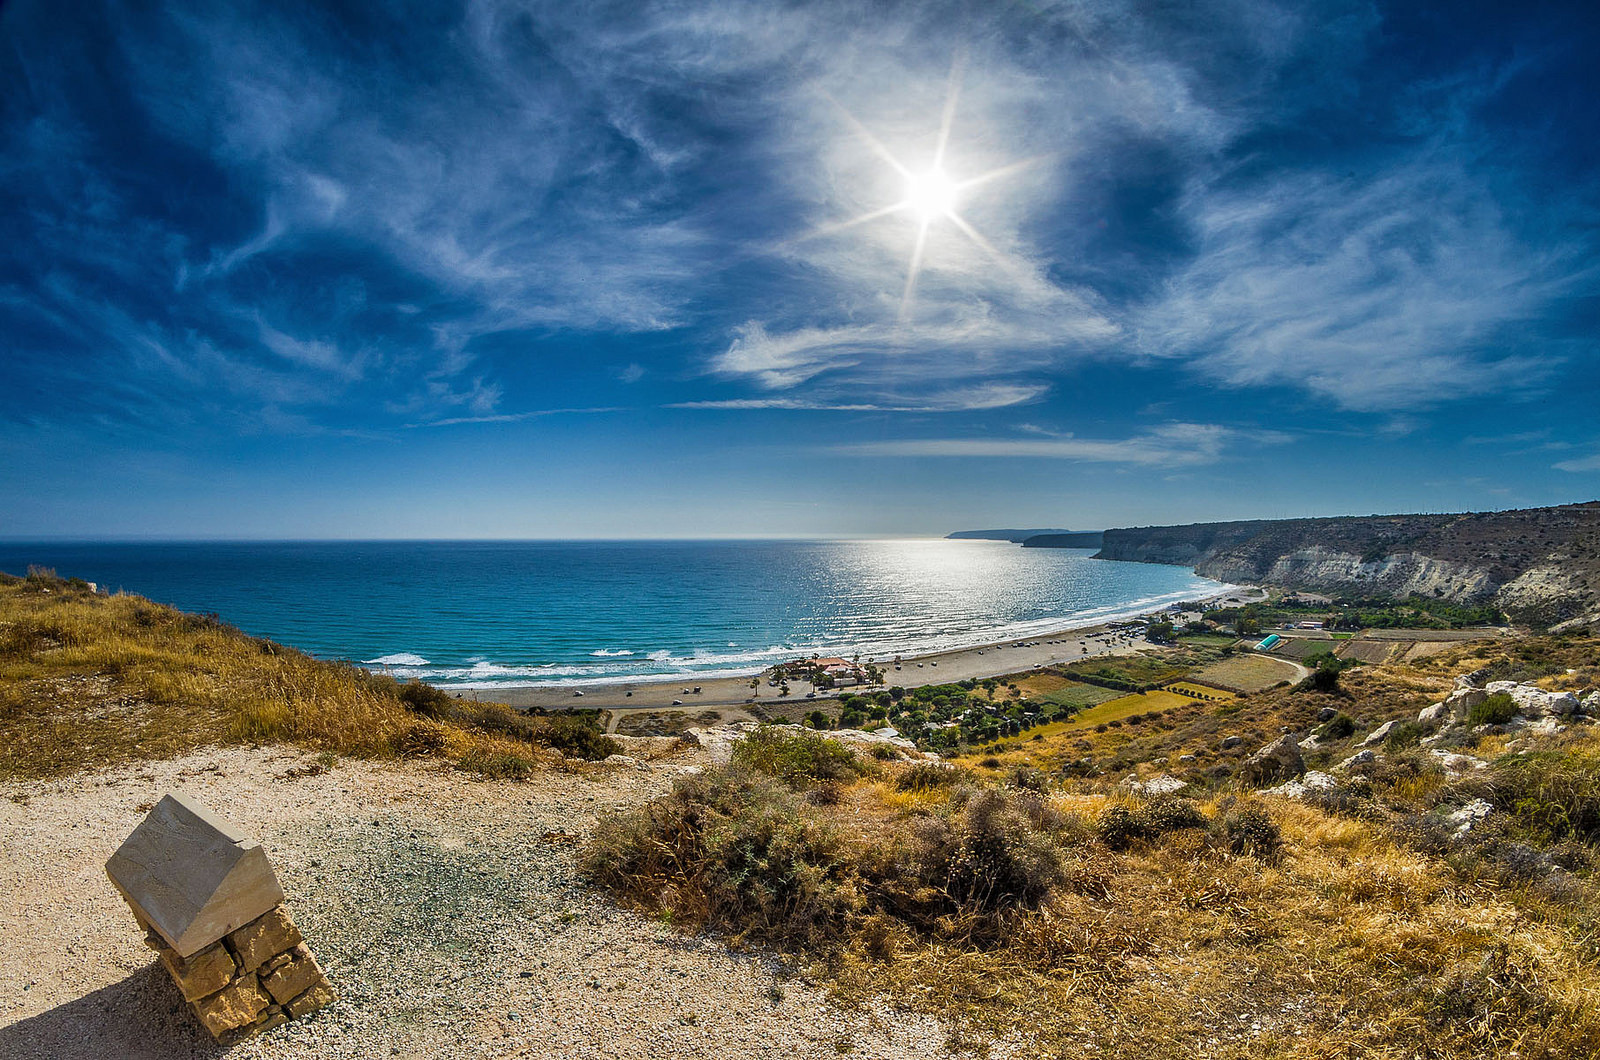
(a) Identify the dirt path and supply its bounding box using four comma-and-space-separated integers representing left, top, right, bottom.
0, 746, 971, 1059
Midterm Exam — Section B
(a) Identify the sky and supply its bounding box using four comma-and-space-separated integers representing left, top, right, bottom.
2, 0, 1598, 539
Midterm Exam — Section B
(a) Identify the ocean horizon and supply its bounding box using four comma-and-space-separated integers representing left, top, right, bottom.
0, 539, 1228, 688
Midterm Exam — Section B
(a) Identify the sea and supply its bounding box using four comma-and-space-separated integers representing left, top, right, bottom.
0, 540, 1228, 690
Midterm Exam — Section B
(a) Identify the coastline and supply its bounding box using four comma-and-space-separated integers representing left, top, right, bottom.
453, 584, 1264, 712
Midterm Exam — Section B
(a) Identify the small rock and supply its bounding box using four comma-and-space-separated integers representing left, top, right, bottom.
1265, 771, 1338, 799
1332, 749, 1376, 772
1360, 720, 1397, 747
1220, 735, 1242, 750
1316, 707, 1338, 722
1446, 798, 1493, 837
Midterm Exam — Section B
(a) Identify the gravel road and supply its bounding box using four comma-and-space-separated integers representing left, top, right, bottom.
0, 744, 968, 1059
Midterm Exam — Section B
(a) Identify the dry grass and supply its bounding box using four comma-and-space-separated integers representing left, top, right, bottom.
1194, 653, 1301, 691
586, 636, 1600, 1060
0, 573, 603, 780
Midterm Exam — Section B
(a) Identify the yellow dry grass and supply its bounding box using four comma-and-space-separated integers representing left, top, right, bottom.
0, 576, 558, 780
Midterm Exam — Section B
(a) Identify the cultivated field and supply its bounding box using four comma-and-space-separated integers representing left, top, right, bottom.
1194, 654, 1301, 692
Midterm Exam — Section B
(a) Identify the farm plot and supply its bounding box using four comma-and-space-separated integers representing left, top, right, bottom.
1339, 638, 1401, 664
1194, 654, 1302, 692
1035, 681, 1124, 712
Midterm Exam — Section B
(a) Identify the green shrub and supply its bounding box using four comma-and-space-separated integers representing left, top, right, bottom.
1318, 713, 1357, 739
581, 768, 853, 946
531, 714, 621, 761
1490, 749, 1600, 842
1383, 721, 1428, 753
396, 678, 457, 719
731, 726, 860, 789
459, 747, 538, 779
1468, 692, 1517, 727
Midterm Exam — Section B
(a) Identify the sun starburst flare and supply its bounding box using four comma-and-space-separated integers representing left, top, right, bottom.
801, 61, 1041, 321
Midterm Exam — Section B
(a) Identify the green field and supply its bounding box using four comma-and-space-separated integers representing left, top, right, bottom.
1034, 681, 1124, 711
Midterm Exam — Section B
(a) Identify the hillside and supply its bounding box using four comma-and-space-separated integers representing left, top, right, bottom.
1095, 502, 1600, 628
1019, 531, 1106, 548
946, 528, 1089, 542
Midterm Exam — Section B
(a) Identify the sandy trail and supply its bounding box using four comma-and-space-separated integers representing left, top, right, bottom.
0, 745, 973, 1060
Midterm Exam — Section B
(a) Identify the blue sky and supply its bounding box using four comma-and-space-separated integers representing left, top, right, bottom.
2, 0, 1598, 538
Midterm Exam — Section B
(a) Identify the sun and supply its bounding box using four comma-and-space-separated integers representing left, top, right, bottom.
904, 167, 957, 223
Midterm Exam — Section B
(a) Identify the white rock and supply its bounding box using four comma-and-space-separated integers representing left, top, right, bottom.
1266, 771, 1338, 799
1582, 691, 1600, 715
1442, 687, 1487, 718
1429, 750, 1486, 776
1446, 798, 1493, 837
1332, 749, 1376, 772
601, 754, 648, 770
1508, 685, 1581, 717
1360, 720, 1398, 747
1124, 773, 1187, 796
1418, 703, 1447, 723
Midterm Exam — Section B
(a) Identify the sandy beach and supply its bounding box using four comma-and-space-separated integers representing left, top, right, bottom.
456, 586, 1263, 723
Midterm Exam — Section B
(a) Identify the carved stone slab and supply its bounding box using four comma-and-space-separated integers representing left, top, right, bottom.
106, 793, 285, 958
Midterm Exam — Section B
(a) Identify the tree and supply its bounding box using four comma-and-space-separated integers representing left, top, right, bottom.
806, 709, 829, 729
1147, 621, 1175, 643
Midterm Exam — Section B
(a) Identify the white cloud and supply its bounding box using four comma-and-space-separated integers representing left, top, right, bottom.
829, 422, 1275, 465
1553, 453, 1600, 473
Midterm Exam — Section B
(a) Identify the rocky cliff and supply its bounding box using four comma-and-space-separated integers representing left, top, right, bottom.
1095, 502, 1600, 628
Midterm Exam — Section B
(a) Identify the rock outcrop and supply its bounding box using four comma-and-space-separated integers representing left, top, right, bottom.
1242, 734, 1305, 785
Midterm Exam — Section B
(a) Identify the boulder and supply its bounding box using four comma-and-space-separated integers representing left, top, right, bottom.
1360, 720, 1398, 747
1316, 707, 1338, 722
1265, 770, 1337, 799
1332, 749, 1376, 772
1455, 668, 1490, 690
1583, 691, 1600, 715
1243, 734, 1305, 786
1220, 735, 1242, 750
1443, 687, 1488, 719
1418, 702, 1447, 723
1122, 773, 1186, 796
1507, 685, 1580, 717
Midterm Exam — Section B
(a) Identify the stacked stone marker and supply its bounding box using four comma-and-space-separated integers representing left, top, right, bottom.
106, 792, 335, 1042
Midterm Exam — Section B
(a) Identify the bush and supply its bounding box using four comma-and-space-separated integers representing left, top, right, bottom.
531, 714, 621, 761
581, 768, 853, 947
1383, 721, 1428, 753
459, 747, 538, 779
396, 678, 457, 719
1096, 798, 1209, 850
732, 726, 861, 789
893, 761, 971, 792
1218, 804, 1281, 859
1318, 713, 1357, 739
394, 720, 449, 758
895, 788, 1068, 940
1490, 749, 1600, 842
1468, 692, 1517, 727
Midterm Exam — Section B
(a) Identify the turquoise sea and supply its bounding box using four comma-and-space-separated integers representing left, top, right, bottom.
0, 540, 1227, 688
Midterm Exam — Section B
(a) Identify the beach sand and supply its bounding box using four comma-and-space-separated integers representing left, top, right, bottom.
458, 586, 1262, 726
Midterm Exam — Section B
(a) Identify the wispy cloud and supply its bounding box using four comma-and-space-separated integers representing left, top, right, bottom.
1553, 453, 1600, 473
830, 423, 1278, 466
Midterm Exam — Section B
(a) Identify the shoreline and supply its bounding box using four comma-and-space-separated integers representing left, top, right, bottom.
451, 585, 1264, 712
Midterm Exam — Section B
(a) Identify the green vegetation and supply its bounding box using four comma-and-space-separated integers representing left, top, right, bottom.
731, 725, 863, 788
1468, 692, 1518, 726
1205, 594, 1503, 633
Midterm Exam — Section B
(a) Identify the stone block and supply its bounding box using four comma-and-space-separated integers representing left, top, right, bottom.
193, 978, 272, 1037
160, 941, 238, 1002
285, 979, 336, 1019
106, 793, 284, 957
262, 945, 324, 1004
228, 907, 304, 971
